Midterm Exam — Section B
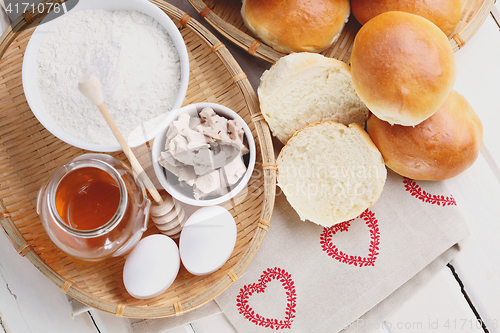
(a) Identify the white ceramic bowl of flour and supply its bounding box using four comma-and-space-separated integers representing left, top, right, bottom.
22, 0, 189, 152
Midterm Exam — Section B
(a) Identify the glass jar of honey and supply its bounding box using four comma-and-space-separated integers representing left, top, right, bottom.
37, 153, 151, 261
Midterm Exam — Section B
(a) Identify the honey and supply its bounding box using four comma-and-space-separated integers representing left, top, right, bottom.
55, 167, 120, 230
37, 154, 151, 261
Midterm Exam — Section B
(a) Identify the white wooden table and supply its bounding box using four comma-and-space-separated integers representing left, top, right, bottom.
1, 1, 500, 332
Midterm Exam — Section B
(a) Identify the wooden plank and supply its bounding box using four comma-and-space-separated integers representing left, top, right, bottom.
449, 20, 500, 333
454, 15, 500, 171
494, 1, 500, 14
384, 267, 483, 333
88, 309, 133, 333
447, 153, 500, 333
0, 230, 97, 333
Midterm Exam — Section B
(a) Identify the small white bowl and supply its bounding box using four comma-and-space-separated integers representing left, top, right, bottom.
152, 103, 256, 206
22, 0, 189, 152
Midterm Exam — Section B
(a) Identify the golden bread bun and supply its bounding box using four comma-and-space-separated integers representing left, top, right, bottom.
241, 0, 350, 53
277, 121, 386, 226
351, 11, 456, 126
258, 53, 369, 144
351, 0, 462, 36
366, 90, 483, 181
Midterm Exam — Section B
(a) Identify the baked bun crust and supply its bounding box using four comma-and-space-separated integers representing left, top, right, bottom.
277, 121, 386, 226
366, 90, 483, 181
351, 0, 462, 36
351, 11, 456, 126
241, 0, 350, 53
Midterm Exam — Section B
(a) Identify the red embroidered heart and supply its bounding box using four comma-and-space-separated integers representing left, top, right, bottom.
236, 267, 296, 330
403, 177, 457, 206
320, 209, 380, 267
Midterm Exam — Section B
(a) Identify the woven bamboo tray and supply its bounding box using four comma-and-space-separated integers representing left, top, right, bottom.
0, 0, 276, 318
187, 0, 495, 64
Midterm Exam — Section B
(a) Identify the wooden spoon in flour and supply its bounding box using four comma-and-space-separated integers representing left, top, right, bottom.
78, 74, 185, 238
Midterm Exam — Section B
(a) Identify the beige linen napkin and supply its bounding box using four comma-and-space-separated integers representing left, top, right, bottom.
129, 170, 469, 333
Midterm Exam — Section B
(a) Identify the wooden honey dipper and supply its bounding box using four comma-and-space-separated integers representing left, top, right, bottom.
78, 74, 186, 238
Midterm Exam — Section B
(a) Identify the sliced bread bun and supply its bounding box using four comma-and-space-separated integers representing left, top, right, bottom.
277, 122, 387, 227
351, 11, 456, 126
258, 53, 369, 144
351, 0, 462, 36
241, 0, 350, 53
367, 90, 483, 181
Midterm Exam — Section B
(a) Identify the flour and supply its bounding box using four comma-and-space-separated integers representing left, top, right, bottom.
37, 9, 181, 145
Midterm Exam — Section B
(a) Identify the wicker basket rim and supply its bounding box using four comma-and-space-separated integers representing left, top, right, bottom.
186, 0, 496, 64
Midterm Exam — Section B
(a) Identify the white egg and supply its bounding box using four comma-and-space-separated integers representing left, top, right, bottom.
123, 234, 180, 299
179, 206, 237, 276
